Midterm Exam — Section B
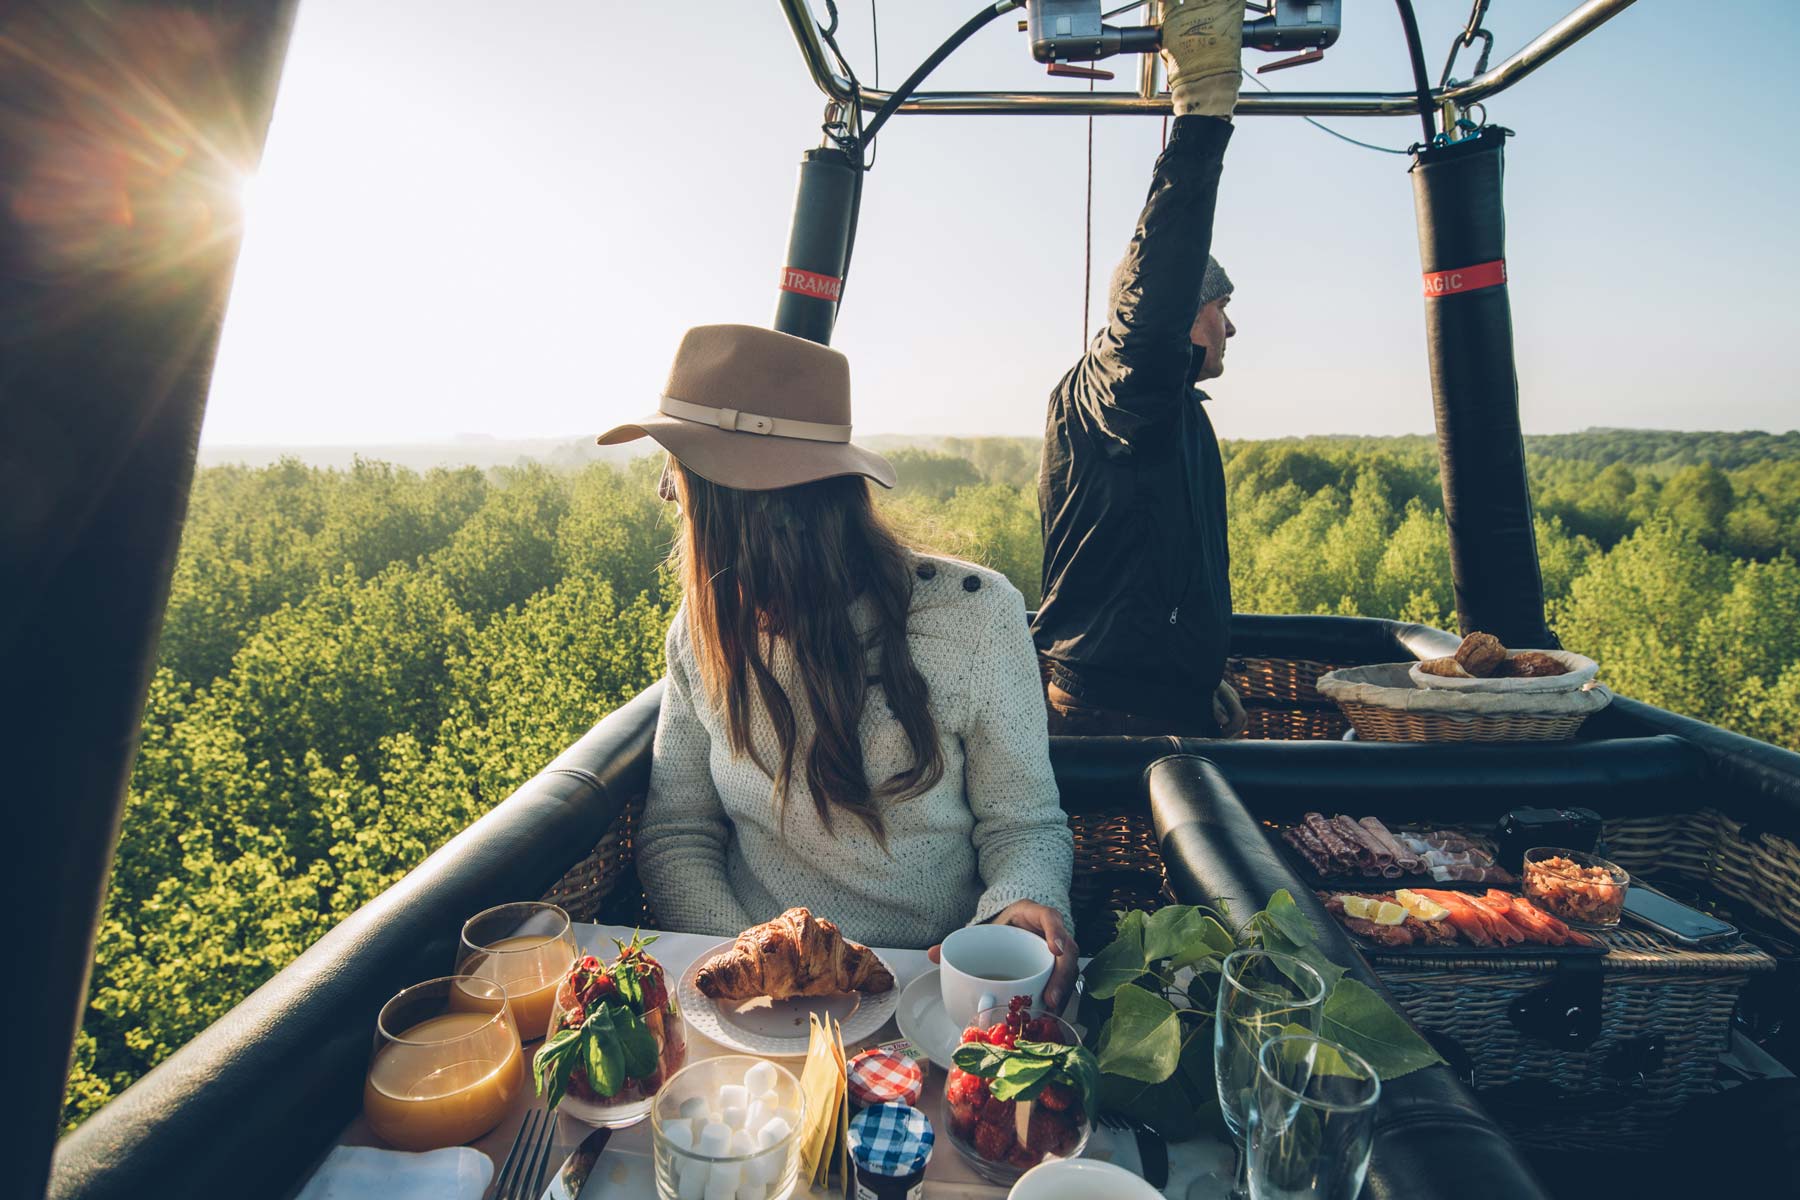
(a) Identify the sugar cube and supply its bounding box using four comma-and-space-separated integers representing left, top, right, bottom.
744, 1148, 777, 1188
677, 1161, 707, 1200
719, 1084, 749, 1111
679, 1095, 710, 1123
744, 1061, 777, 1095
703, 1164, 740, 1200
665, 1121, 695, 1153
729, 1129, 755, 1157
698, 1121, 733, 1157
756, 1117, 791, 1150
746, 1093, 776, 1133
722, 1103, 747, 1131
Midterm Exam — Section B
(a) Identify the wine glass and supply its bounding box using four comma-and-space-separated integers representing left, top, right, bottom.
1206, 950, 1328, 1199
1247, 1034, 1380, 1200
363, 975, 524, 1150
457, 901, 580, 1041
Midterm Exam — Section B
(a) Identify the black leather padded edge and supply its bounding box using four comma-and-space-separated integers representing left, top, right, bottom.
1186, 734, 1709, 824
1230, 613, 1460, 665
48, 683, 662, 1200
1146, 754, 1552, 1200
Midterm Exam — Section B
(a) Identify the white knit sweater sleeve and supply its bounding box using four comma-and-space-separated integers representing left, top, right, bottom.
637, 614, 754, 936
962, 584, 1076, 934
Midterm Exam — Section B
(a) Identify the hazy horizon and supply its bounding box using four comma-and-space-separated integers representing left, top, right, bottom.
204, 2, 1800, 446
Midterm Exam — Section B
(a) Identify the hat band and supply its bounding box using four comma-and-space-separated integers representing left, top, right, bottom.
659, 395, 851, 444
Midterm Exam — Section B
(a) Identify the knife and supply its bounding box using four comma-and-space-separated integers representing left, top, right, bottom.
549, 1124, 614, 1200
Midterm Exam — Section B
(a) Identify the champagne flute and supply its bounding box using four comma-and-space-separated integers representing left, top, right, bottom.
457, 901, 579, 1042
1247, 1034, 1380, 1200
1202, 949, 1328, 1200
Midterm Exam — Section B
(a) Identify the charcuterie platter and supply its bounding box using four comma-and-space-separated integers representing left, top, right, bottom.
1275, 812, 1516, 892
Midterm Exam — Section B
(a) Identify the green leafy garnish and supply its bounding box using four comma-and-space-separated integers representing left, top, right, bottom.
952, 1037, 1098, 1118
1078, 889, 1443, 1141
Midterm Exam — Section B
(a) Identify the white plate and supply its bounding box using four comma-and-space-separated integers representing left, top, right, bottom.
675, 939, 901, 1058
1409, 649, 1599, 693
895, 968, 964, 1070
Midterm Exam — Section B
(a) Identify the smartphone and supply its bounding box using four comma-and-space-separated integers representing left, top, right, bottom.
1622, 884, 1738, 946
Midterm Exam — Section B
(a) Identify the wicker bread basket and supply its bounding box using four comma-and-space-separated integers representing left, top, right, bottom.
1317, 664, 1613, 742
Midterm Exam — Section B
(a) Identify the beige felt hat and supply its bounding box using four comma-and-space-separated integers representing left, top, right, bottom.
596, 324, 896, 491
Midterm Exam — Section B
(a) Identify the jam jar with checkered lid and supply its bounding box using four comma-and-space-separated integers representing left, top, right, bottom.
847, 1103, 934, 1200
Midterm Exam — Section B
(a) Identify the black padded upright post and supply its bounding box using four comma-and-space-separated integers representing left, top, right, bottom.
0, 4, 299, 1194
1410, 127, 1552, 647
772, 146, 858, 345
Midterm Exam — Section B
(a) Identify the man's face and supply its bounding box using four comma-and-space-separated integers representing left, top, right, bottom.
1188, 296, 1236, 383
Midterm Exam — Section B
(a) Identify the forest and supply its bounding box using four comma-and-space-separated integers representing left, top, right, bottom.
62, 430, 1800, 1131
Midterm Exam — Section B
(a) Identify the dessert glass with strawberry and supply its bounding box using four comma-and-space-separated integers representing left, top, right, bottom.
533, 932, 687, 1128
943, 996, 1095, 1185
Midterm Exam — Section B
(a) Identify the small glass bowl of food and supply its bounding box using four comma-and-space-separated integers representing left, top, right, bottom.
944, 1000, 1093, 1186
1522, 847, 1629, 928
650, 1055, 805, 1200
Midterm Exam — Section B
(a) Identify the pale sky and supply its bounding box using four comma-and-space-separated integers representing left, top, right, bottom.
205, 1, 1800, 447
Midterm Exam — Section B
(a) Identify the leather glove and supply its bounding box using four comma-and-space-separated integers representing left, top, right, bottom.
1160, 0, 1243, 119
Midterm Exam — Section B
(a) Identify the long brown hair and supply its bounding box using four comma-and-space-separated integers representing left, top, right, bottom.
671, 460, 943, 840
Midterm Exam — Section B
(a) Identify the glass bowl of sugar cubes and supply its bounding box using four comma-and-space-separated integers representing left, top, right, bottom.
651, 1055, 806, 1200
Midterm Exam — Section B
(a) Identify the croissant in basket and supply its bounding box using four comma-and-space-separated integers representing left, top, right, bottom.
696, 907, 895, 1002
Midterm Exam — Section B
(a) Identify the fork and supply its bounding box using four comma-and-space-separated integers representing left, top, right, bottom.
1098, 1110, 1169, 1190
485, 1107, 559, 1200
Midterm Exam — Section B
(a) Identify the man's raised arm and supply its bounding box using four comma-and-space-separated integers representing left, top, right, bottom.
1065, 0, 1240, 449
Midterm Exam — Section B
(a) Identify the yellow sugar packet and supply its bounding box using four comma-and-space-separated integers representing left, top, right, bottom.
832, 1018, 851, 1194
797, 1014, 841, 1183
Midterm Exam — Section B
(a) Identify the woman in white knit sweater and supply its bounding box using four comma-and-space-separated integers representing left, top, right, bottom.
597, 325, 1077, 1007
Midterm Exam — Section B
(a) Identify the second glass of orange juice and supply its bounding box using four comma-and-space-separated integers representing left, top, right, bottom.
458, 901, 580, 1040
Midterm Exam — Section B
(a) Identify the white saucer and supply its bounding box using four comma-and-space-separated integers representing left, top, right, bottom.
894, 968, 965, 1070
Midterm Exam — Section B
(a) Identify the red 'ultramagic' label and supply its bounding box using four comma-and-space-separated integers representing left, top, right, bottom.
780, 266, 843, 302
1422, 259, 1507, 298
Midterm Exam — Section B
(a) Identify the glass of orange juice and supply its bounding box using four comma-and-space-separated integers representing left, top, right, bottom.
458, 901, 580, 1041
364, 976, 524, 1150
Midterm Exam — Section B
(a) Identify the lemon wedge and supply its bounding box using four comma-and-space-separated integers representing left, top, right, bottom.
1369, 901, 1408, 926
1394, 889, 1450, 922
1341, 896, 1377, 920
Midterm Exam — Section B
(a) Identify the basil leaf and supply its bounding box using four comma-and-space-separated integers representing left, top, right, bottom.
583, 1006, 625, 1097
951, 1043, 1008, 1078
1082, 910, 1151, 1000
1319, 978, 1445, 1080
989, 1055, 1056, 1101
1094, 983, 1183, 1084
612, 1003, 660, 1079
532, 1027, 579, 1100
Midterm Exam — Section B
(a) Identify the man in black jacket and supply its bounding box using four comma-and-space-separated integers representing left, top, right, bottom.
1033, 0, 1248, 737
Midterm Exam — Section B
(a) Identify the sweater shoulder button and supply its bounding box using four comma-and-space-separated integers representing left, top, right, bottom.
915, 562, 937, 581
962, 574, 981, 592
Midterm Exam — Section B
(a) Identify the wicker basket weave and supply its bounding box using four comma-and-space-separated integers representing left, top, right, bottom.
1333, 703, 1590, 742
1605, 809, 1800, 940
1227, 656, 1352, 741
1372, 927, 1774, 1152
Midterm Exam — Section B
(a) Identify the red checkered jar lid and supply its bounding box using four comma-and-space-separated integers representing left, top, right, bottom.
846, 1048, 924, 1108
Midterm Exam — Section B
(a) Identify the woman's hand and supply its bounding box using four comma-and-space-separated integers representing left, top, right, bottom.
1212, 680, 1247, 738
927, 900, 1078, 1011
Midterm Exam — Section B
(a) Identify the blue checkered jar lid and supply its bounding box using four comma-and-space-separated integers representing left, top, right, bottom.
848, 1103, 934, 1178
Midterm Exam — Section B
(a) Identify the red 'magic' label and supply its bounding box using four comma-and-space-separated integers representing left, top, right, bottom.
1422, 259, 1507, 298
779, 267, 843, 302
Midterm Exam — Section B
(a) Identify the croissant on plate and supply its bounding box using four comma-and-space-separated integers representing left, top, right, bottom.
696, 907, 895, 1002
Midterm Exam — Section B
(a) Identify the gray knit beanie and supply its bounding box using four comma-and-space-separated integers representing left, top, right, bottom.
1200, 255, 1233, 308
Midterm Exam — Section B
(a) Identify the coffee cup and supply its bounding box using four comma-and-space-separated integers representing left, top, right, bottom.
938, 924, 1053, 1028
